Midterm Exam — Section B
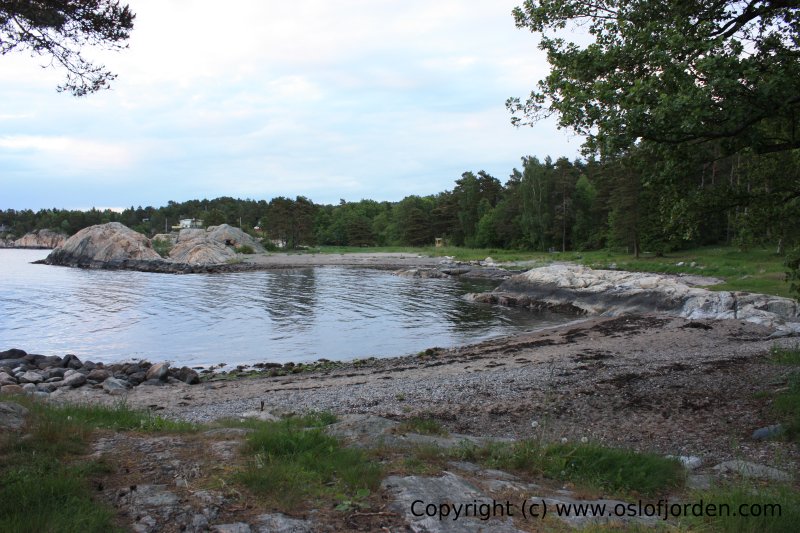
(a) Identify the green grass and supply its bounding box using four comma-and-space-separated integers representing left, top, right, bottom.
680, 484, 800, 533
236, 417, 381, 509
451, 440, 684, 497
0, 398, 195, 532
307, 244, 792, 297
764, 344, 800, 441
396, 415, 449, 436
151, 237, 172, 258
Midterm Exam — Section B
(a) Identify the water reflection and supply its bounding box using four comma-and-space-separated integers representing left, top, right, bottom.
0, 250, 573, 366
259, 269, 317, 331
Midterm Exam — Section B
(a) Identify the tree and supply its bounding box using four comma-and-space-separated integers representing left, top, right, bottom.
508, 1, 800, 157
1, 1, 135, 95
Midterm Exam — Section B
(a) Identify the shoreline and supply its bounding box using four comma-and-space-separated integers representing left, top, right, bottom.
49, 313, 799, 470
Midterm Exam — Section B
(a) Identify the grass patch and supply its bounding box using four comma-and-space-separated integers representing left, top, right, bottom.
235, 416, 381, 509
310, 244, 792, 297
770, 343, 800, 365
396, 415, 449, 436
766, 344, 800, 441
151, 237, 172, 258
0, 398, 195, 531
234, 244, 255, 254
680, 484, 800, 533
452, 440, 684, 497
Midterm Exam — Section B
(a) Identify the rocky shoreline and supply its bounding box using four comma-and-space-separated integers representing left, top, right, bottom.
0, 348, 202, 397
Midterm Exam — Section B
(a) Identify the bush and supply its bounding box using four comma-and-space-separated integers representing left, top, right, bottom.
152, 238, 172, 258
235, 244, 255, 254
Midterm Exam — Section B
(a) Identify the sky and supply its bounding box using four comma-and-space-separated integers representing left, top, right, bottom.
0, 0, 584, 211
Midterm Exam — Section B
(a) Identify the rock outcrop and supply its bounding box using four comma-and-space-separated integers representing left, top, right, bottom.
167, 224, 264, 265
42, 222, 265, 272
44, 222, 163, 268
13, 229, 67, 249
468, 264, 800, 332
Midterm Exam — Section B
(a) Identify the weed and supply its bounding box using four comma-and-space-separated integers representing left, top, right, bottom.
236, 417, 380, 509
397, 415, 449, 436
151, 237, 172, 258
448, 439, 684, 497
235, 244, 255, 254
679, 483, 800, 533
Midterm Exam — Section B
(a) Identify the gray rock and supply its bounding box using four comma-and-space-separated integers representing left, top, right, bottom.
62, 372, 87, 388
17, 371, 44, 384
146, 362, 170, 381
752, 424, 783, 441
383, 473, 524, 533
470, 264, 800, 329
0, 384, 24, 395
0, 359, 26, 370
103, 377, 130, 395
21, 383, 36, 393
203, 427, 255, 438
130, 484, 180, 507
211, 523, 252, 533
0, 401, 29, 430
35, 382, 56, 393
87, 368, 111, 382
254, 513, 314, 533
0, 348, 27, 360
61, 354, 83, 369
43, 367, 66, 379
128, 371, 147, 385
0, 371, 17, 385
177, 366, 200, 385
713, 460, 792, 482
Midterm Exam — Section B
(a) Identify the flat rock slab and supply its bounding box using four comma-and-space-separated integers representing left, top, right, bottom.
713, 460, 792, 482
383, 472, 524, 533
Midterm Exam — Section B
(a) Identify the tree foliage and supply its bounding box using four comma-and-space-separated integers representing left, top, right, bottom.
508, 0, 800, 157
0, 0, 135, 95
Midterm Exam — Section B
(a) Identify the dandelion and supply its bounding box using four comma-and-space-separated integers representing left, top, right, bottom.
580, 436, 588, 444
560, 437, 568, 444
531, 420, 539, 428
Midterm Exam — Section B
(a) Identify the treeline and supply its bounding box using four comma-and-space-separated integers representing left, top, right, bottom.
2, 146, 798, 256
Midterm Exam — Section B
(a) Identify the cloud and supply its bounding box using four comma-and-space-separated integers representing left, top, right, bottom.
0, 135, 135, 173
0, 0, 584, 210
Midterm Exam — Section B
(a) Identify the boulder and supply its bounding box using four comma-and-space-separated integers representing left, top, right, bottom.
103, 377, 130, 395
0, 384, 24, 395
0, 348, 27, 360
62, 372, 87, 388
87, 368, 112, 382
146, 362, 170, 381
44, 222, 163, 268
169, 239, 236, 265
17, 371, 43, 384
206, 224, 264, 252
176, 366, 200, 385
0, 371, 17, 385
13, 229, 67, 249
0, 402, 29, 430
167, 224, 264, 265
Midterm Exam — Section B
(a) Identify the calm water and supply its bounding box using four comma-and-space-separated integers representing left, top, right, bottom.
0, 249, 569, 366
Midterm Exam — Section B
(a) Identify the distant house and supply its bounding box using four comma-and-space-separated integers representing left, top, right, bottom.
171, 218, 203, 231
0, 223, 10, 233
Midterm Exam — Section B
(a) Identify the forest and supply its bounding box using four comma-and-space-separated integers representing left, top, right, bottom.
1, 143, 798, 260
